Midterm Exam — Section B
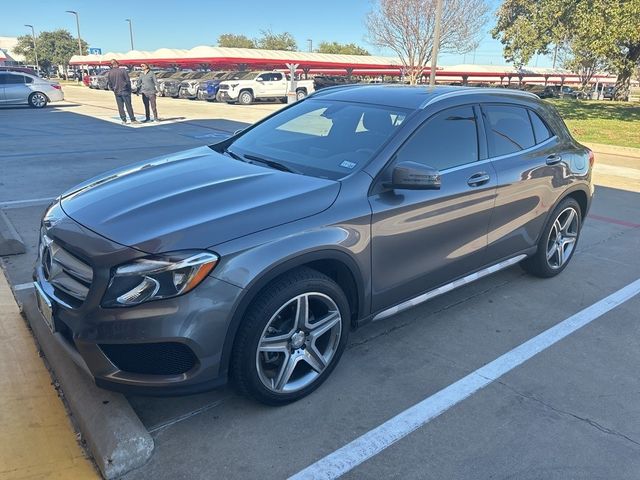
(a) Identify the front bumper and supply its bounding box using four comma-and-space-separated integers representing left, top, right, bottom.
178, 87, 198, 99
217, 90, 237, 102
34, 206, 243, 395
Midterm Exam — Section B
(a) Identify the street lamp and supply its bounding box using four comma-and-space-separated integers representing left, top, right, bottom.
65, 10, 83, 56
125, 19, 135, 51
24, 24, 39, 72
429, 0, 444, 86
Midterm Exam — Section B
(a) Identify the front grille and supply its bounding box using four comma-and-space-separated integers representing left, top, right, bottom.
100, 342, 198, 375
40, 231, 93, 303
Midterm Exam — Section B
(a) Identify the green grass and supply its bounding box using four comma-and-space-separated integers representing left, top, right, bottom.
546, 99, 640, 149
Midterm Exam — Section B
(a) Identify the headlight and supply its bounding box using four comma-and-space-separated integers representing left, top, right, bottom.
102, 251, 219, 307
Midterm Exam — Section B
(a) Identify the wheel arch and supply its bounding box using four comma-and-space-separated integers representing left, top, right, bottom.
219, 249, 365, 377
532, 185, 591, 248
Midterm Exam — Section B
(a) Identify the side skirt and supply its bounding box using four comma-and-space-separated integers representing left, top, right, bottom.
371, 254, 528, 323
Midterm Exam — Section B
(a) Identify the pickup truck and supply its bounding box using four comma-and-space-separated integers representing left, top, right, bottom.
217, 71, 315, 105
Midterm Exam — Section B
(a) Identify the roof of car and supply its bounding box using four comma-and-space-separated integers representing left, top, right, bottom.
310, 84, 538, 110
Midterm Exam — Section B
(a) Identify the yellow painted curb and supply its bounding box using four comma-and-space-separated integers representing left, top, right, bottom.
0, 272, 98, 479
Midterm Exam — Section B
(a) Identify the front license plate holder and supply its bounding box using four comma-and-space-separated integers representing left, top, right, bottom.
34, 282, 56, 333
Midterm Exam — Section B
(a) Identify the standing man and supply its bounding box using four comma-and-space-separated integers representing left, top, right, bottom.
107, 59, 137, 124
136, 63, 160, 122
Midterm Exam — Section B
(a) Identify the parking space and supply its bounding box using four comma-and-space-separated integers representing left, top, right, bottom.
1, 86, 639, 479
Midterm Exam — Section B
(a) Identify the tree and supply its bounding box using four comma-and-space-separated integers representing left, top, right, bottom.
217, 34, 256, 49
256, 30, 297, 51
492, 0, 640, 100
14, 29, 88, 72
366, 0, 489, 85
317, 42, 370, 55
561, 40, 607, 91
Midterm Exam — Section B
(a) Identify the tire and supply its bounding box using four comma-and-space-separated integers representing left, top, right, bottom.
521, 197, 582, 278
28, 92, 48, 108
231, 267, 350, 405
296, 89, 307, 101
238, 90, 254, 105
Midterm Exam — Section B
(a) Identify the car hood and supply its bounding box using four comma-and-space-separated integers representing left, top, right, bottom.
60, 146, 340, 253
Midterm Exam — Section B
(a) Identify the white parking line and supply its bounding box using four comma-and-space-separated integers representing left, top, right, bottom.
13, 283, 35, 291
290, 278, 640, 480
0, 197, 55, 209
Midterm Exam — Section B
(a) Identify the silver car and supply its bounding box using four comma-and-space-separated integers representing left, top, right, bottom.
0, 71, 64, 108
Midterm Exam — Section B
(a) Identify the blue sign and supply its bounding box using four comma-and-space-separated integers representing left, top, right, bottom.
89, 48, 102, 55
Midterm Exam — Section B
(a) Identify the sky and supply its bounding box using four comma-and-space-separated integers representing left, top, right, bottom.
1, 0, 554, 67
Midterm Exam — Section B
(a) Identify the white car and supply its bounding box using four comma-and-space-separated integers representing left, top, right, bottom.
0, 71, 64, 108
217, 71, 315, 105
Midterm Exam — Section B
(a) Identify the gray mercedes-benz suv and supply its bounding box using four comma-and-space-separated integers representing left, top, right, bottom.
34, 86, 594, 405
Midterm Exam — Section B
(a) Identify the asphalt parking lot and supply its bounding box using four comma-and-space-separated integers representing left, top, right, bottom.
1, 87, 640, 479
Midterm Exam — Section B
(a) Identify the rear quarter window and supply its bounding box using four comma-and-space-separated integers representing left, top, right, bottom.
528, 110, 553, 144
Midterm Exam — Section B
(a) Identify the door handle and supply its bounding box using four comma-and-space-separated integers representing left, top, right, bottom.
546, 154, 562, 165
467, 172, 490, 187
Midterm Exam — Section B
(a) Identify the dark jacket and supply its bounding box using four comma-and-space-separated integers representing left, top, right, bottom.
136, 71, 158, 96
107, 67, 132, 94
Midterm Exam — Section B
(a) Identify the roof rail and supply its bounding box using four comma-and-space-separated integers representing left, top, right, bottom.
420, 87, 539, 109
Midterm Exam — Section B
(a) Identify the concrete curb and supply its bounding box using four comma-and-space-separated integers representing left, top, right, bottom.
19, 289, 154, 479
583, 142, 640, 159
0, 209, 26, 256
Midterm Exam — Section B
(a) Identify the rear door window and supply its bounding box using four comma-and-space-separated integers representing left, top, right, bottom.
4, 74, 25, 85
482, 105, 535, 157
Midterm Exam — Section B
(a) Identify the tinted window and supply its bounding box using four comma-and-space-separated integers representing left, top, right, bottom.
528, 110, 553, 143
272, 73, 283, 81
4, 74, 24, 85
395, 106, 479, 171
0, 73, 7, 85
483, 105, 535, 157
256, 74, 269, 81
24, 76, 33, 84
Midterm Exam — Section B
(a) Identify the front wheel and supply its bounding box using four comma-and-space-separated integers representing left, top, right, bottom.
231, 268, 350, 405
28, 92, 48, 108
521, 197, 582, 278
238, 90, 254, 105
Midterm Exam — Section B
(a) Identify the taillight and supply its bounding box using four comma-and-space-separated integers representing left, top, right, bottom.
587, 149, 595, 167
52, 84, 62, 90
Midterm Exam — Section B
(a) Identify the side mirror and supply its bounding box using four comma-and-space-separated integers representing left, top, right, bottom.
385, 161, 441, 190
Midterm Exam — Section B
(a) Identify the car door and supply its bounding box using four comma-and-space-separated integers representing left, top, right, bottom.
255, 73, 270, 96
4, 73, 30, 103
270, 72, 286, 96
481, 103, 567, 262
368, 105, 497, 312
0, 73, 7, 103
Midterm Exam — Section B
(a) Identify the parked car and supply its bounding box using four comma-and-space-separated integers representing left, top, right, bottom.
602, 86, 628, 101
313, 75, 359, 91
157, 71, 191, 97
217, 70, 315, 105
196, 71, 237, 101
162, 72, 204, 98
0, 71, 63, 107
179, 72, 219, 99
34, 86, 593, 404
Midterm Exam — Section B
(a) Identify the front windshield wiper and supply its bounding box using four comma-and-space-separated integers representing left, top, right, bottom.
223, 147, 243, 161
243, 154, 298, 174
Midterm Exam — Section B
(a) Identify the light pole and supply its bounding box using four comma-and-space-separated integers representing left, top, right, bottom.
125, 19, 135, 51
429, 0, 444, 86
307, 39, 313, 53
24, 24, 39, 71
65, 10, 83, 56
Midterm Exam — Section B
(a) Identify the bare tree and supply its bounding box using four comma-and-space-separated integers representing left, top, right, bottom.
366, 0, 489, 84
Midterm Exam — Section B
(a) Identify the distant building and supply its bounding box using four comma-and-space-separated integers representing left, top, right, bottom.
0, 37, 25, 66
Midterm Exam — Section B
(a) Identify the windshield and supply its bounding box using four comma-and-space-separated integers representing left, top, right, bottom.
226, 71, 254, 81
184, 72, 206, 79
224, 99, 409, 180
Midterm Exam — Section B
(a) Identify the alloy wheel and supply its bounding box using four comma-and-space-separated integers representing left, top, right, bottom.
546, 207, 579, 269
256, 292, 342, 394
31, 93, 47, 108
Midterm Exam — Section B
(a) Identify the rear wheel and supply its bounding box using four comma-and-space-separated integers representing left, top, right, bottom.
521, 197, 581, 277
238, 90, 254, 105
28, 92, 48, 108
231, 268, 350, 405
296, 89, 307, 101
